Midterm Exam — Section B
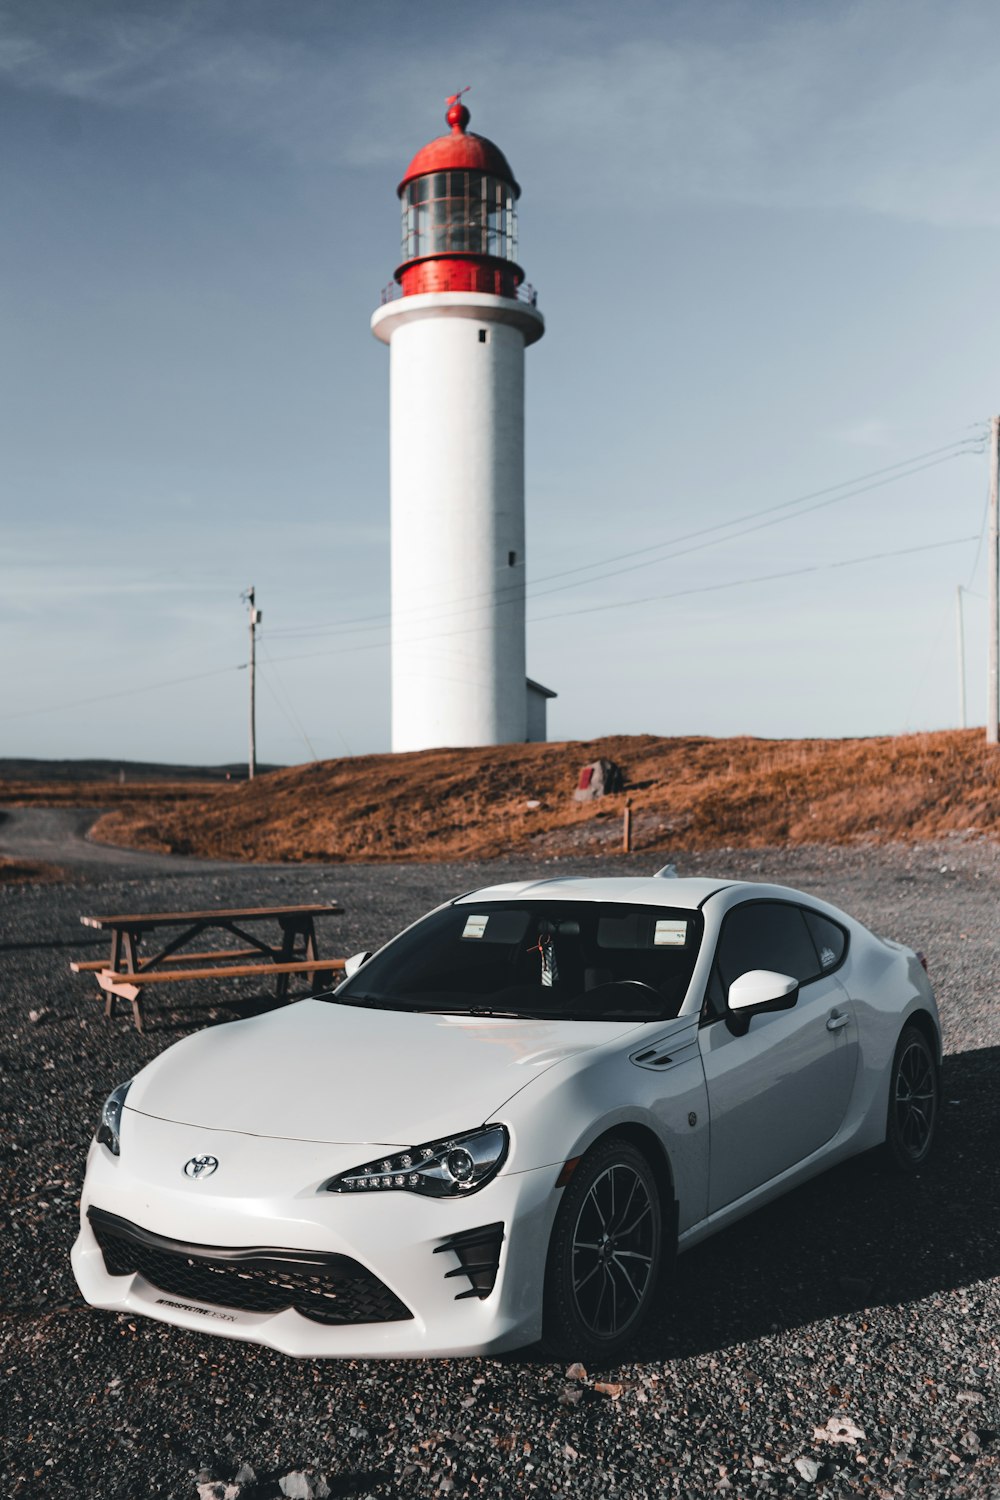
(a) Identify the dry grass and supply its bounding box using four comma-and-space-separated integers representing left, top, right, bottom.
0, 855, 65, 884
0, 779, 218, 811
84, 729, 1000, 864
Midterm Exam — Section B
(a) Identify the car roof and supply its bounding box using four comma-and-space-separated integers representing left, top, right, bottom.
454, 876, 735, 910
452, 877, 859, 929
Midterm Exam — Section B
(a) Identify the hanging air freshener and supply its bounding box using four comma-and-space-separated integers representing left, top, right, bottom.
534, 931, 558, 988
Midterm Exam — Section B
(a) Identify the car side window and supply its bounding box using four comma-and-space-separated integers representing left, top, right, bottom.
803, 910, 848, 973
702, 901, 824, 1021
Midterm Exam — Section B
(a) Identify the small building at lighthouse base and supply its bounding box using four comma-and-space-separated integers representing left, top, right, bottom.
526, 678, 557, 743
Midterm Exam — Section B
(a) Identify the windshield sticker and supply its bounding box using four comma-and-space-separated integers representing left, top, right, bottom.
461, 915, 489, 940
654, 920, 689, 947
820, 946, 836, 968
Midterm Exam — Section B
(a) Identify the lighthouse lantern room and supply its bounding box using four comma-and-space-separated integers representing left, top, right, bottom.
371, 97, 548, 752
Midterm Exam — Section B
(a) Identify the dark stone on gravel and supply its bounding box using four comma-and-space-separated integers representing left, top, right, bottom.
1, 842, 998, 1497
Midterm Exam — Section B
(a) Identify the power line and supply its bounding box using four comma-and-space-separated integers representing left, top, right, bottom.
8, 441, 984, 724
8, 534, 977, 723
900, 591, 958, 733
523, 436, 986, 597
258, 637, 354, 760
6, 663, 244, 721
525, 451, 980, 608
965, 480, 991, 589
258, 533, 976, 669
528, 534, 980, 626
262, 436, 983, 645
257, 658, 319, 764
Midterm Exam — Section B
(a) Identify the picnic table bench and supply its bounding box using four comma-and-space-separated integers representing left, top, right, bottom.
72, 903, 345, 1032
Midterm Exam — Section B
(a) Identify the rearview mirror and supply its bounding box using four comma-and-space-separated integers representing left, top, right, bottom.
728, 969, 799, 1016
344, 951, 373, 979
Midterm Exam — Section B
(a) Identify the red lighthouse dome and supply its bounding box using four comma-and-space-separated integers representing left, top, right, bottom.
394, 98, 525, 299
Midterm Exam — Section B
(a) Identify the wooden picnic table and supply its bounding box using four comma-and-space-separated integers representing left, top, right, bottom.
74, 902, 345, 1032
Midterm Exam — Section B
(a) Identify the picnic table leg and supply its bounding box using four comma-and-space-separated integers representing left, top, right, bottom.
274, 920, 292, 1002
122, 930, 139, 973
99, 984, 143, 1032
107, 985, 144, 1032
102, 930, 143, 1028
304, 919, 320, 988
104, 932, 124, 1020
275, 917, 313, 1002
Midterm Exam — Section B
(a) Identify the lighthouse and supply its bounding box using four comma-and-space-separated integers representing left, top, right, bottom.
371, 95, 549, 752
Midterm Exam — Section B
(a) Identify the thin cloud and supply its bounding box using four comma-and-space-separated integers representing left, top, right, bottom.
514, 11, 1000, 228
835, 420, 896, 451
5, 2, 1000, 224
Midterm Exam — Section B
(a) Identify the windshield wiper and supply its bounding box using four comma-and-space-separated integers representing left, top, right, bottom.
328, 997, 553, 1019
328, 995, 423, 1012
421, 1006, 516, 1018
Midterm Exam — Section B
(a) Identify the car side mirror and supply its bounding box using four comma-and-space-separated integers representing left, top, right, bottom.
728, 969, 799, 1016
344, 951, 373, 979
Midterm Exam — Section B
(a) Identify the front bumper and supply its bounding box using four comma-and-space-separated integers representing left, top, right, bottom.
70, 1114, 561, 1358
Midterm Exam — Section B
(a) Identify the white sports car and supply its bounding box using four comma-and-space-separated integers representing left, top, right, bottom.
72, 872, 941, 1361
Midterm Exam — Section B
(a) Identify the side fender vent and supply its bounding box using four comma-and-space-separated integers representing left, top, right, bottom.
433, 1222, 505, 1301
629, 1037, 698, 1073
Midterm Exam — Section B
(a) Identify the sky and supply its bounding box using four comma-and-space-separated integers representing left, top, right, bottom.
3, 0, 1000, 767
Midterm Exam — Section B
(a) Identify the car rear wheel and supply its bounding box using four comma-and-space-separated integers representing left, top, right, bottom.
882, 1024, 939, 1172
542, 1136, 666, 1361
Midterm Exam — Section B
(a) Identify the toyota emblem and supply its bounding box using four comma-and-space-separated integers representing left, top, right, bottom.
183, 1155, 219, 1180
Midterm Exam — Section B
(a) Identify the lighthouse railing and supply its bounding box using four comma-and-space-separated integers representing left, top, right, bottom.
378, 280, 538, 307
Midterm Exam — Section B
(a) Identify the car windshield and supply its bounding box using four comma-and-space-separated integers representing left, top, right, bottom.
329, 901, 704, 1021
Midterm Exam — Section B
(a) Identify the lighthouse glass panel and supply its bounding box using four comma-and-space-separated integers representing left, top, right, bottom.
402, 174, 518, 262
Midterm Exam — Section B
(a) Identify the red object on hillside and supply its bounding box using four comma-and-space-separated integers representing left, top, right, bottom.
394, 98, 525, 299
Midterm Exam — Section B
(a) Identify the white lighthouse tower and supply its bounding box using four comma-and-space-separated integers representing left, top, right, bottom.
371, 95, 549, 752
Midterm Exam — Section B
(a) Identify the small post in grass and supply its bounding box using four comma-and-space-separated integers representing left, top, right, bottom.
623, 796, 632, 854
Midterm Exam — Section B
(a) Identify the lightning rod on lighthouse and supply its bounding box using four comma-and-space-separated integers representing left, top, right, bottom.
371, 96, 552, 752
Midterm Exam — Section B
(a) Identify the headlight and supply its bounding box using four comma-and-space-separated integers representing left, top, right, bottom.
323, 1124, 508, 1197
96, 1081, 132, 1156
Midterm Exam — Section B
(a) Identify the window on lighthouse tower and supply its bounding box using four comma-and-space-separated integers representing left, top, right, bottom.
402, 173, 518, 261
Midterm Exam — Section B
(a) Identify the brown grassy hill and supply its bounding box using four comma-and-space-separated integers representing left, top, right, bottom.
0, 855, 64, 884
0, 778, 218, 811
88, 729, 1000, 863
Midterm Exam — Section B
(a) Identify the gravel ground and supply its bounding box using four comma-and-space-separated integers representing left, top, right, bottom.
1, 839, 998, 1498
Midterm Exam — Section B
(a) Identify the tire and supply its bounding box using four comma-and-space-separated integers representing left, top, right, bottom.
542, 1136, 667, 1362
881, 1024, 939, 1172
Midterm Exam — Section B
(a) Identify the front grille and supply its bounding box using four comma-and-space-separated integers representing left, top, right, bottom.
89, 1206, 412, 1326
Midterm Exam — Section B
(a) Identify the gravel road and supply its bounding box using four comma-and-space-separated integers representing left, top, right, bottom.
0, 807, 244, 875
1, 839, 998, 1498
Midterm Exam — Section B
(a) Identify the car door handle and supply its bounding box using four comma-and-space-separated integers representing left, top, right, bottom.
826, 1011, 850, 1032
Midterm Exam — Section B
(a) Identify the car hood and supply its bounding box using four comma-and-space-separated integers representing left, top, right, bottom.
125, 998, 641, 1146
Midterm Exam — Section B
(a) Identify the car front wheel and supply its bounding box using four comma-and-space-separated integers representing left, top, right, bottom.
543, 1136, 666, 1361
882, 1024, 939, 1172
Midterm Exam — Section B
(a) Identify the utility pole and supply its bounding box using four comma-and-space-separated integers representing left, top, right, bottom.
243, 587, 262, 778
957, 585, 967, 730
989, 417, 999, 745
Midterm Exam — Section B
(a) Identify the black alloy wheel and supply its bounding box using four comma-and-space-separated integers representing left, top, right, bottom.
882, 1024, 939, 1172
543, 1136, 666, 1361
